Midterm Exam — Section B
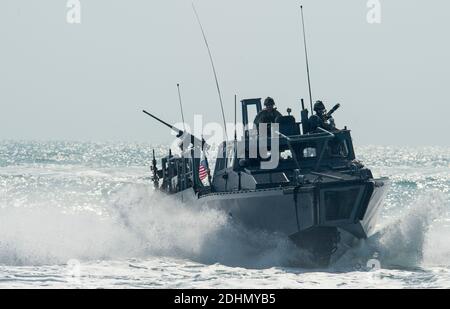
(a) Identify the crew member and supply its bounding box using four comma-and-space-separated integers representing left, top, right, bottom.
308, 100, 336, 131
253, 97, 282, 129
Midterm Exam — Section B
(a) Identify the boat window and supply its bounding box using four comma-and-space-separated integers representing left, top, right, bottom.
227, 146, 235, 168
328, 139, 349, 158
247, 105, 259, 130
280, 150, 292, 160
303, 147, 317, 158
253, 172, 289, 184
168, 161, 178, 176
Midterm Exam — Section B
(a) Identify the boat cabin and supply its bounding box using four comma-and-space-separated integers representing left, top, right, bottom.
211, 98, 357, 192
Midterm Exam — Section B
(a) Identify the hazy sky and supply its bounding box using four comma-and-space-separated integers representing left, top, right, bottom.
0, 0, 449, 146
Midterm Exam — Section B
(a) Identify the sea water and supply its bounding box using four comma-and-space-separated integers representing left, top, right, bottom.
0, 141, 449, 288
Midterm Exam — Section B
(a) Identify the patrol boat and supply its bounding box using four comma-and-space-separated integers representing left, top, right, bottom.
144, 99, 390, 267
143, 5, 390, 267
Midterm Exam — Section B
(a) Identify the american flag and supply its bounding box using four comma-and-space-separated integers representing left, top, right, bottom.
199, 152, 209, 186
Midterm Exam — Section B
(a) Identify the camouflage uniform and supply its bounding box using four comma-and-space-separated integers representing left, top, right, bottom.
253, 109, 283, 126
308, 100, 336, 131
254, 97, 283, 128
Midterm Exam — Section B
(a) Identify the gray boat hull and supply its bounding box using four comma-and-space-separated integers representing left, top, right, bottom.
197, 178, 390, 266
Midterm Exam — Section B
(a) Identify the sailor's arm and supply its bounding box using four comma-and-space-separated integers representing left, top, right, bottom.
253, 111, 264, 125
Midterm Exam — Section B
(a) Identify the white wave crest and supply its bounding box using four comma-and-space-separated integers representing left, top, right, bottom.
336, 191, 449, 269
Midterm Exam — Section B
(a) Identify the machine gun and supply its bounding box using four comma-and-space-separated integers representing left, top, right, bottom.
300, 98, 310, 134
143, 110, 209, 150
324, 103, 341, 120
151, 149, 160, 189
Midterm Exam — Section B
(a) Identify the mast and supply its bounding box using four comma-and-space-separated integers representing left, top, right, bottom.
300, 5, 314, 112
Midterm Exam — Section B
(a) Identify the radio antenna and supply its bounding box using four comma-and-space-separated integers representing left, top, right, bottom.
192, 3, 228, 138
177, 83, 187, 132
300, 5, 314, 113
234, 94, 237, 142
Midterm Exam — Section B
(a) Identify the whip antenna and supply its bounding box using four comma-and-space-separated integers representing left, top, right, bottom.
300, 5, 314, 112
177, 83, 187, 132
234, 94, 237, 142
192, 3, 228, 138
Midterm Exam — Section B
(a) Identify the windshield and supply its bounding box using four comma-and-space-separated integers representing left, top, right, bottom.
279, 132, 355, 169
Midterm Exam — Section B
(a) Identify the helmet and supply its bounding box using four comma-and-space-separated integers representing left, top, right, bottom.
264, 97, 275, 107
313, 100, 326, 112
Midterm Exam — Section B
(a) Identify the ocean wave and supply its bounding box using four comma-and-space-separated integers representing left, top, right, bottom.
0, 143, 449, 273
335, 191, 450, 269
0, 184, 302, 268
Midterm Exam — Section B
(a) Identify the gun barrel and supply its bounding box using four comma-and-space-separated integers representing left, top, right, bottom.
142, 110, 209, 150
326, 103, 340, 118
143, 110, 183, 135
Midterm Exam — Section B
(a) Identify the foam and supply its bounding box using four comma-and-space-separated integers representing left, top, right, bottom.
0, 184, 300, 268
336, 191, 449, 269
0, 176, 448, 269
